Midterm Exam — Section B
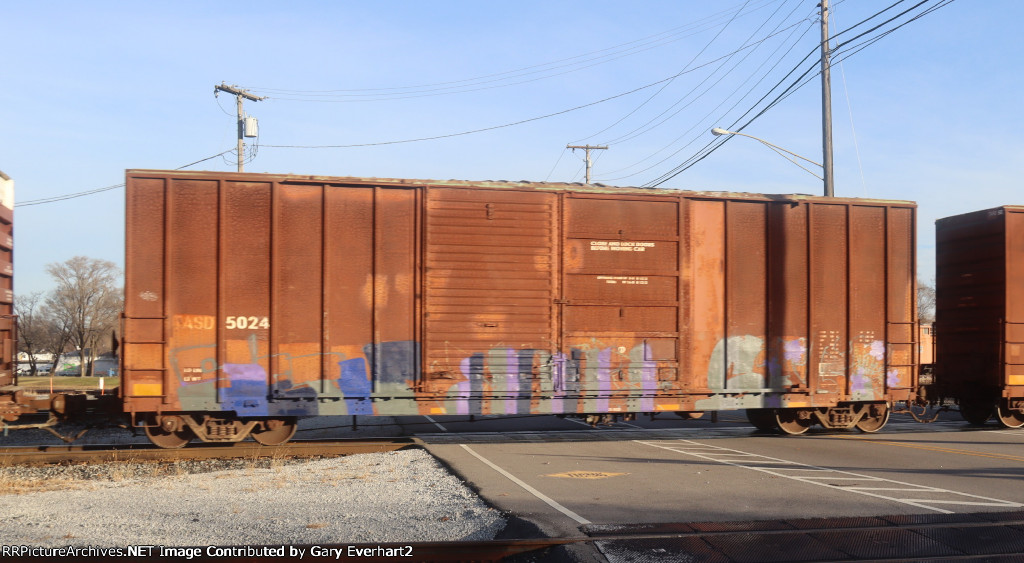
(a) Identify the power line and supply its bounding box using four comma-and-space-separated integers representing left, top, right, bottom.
597, 17, 817, 182
595, 3, 821, 182
571, 0, 758, 144
17, 150, 236, 209
596, 0, 807, 147
177, 149, 237, 171
15, 183, 126, 207
258, 24, 808, 151
544, 148, 569, 182
621, 0, 916, 186
641, 0, 953, 187
619, 0, 911, 184
243, 0, 784, 102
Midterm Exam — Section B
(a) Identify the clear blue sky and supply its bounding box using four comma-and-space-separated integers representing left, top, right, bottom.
2, 0, 1019, 294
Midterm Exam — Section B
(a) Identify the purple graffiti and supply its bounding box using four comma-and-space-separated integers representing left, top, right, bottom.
850, 369, 867, 393
887, 369, 901, 387
784, 339, 807, 362
641, 343, 656, 411
223, 363, 266, 382
455, 357, 473, 415
505, 349, 519, 415
596, 348, 611, 412
551, 352, 567, 414
869, 340, 886, 361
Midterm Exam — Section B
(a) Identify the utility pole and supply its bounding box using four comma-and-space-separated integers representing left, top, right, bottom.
820, 0, 835, 197
566, 144, 608, 184
214, 83, 266, 173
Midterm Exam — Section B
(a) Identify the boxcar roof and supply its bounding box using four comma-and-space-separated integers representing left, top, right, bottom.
127, 169, 915, 206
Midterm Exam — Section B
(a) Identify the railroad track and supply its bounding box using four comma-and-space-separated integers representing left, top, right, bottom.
0, 437, 419, 465
79, 513, 1024, 562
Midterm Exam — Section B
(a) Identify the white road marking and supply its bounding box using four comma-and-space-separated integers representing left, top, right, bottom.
424, 415, 449, 432
458, 444, 591, 525
636, 439, 1023, 514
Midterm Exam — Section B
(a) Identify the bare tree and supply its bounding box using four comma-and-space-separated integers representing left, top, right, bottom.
45, 256, 122, 377
13, 291, 45, 375
918, 278, 936, 324
40, 308, 74, 377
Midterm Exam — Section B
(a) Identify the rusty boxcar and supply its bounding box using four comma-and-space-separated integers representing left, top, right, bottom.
122, 169, 918, 447
934, 205, 1024, 427
0, 171, 25, 424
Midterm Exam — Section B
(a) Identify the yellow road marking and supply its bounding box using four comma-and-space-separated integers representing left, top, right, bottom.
830, 435, 1024, 463
546, 471, 628, 479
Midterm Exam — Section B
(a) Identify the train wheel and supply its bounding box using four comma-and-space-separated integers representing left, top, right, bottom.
251, 417, 298, 445
855, 404, 890, 433
144, 416, 195, 449
745, 409, 779, 432
959, 399, 993, 426
995, 402, 1024, 429
775, 409, 812, 435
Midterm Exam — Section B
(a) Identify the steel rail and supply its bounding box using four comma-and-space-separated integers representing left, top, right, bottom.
0, 437, 419, 465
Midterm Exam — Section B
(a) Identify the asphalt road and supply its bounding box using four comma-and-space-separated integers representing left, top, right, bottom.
400, 411, 1024, 561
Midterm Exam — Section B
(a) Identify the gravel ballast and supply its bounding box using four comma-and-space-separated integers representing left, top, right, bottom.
0, 417, 507, 547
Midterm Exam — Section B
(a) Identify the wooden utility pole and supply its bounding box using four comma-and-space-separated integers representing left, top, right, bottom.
820, 0, 835, 197
214, 83, 266, 172
566, 144, 608, 184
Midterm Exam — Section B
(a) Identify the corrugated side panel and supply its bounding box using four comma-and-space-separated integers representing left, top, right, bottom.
0, 202, 13, 387
123, 176, 169, 408
688, 199, 915, 410
688, 200, 814, 406
808, 204, 849, 397
123, 174, 420, 416
1007, 209, 1024, 387
885, 205, 916, 396
423, 187, 555, 415
935, 207, 1006, 395
849, 205, 892, 399
767, 202, 809, 392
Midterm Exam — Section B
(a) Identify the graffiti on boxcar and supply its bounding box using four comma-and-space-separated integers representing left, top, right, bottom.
707, 336, 809, 391
337, 357, 373, 415
221, 362, 318, 416
160, 329, 896, 417
887, 369, 901, 388
450, 349, 539, 415
848, 335, 886, 401
440, 343, 661, 415
168, 338, 325, 417
766, 337, 809, 388
708, 335, 764, 390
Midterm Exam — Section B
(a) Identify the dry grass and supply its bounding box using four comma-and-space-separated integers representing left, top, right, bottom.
0, 458, 167, 495
16, 376, 121, 391
0, 455, 313, 497
0, 475, 90, 495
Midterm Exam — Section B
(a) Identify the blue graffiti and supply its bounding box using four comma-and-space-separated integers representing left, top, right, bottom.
337, 358, 373, 415
220, 363, 319, 417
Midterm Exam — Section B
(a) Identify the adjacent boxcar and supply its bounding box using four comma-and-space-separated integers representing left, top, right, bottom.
121, 170, 918, 446
0, 170, 22, 424
934, 205, 1024, 427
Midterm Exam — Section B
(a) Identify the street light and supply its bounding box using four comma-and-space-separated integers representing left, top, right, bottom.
711, 128, 831, 196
